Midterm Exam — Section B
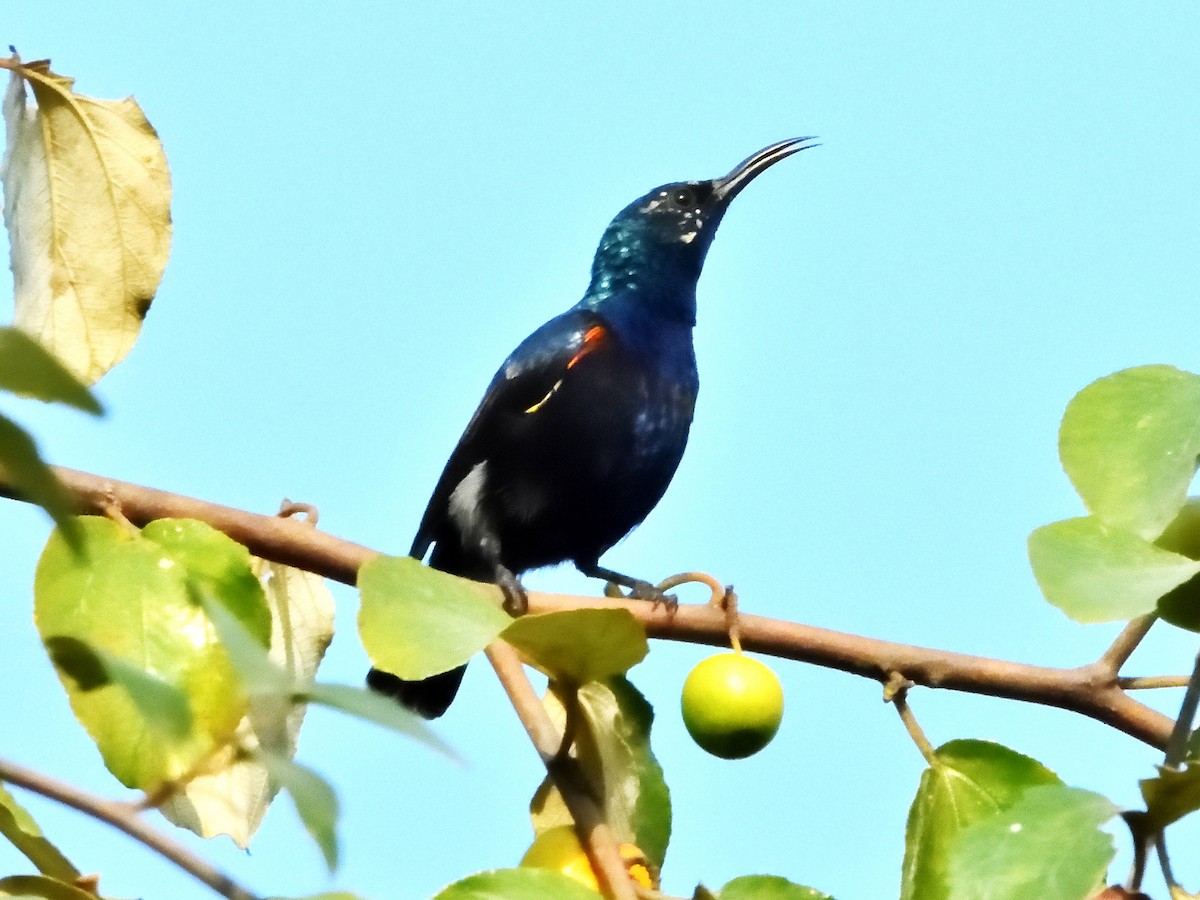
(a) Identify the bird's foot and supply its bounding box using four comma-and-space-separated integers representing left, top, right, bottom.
497, 568, 529, 616
614, 578, 678, 612
581, 562, 677, 610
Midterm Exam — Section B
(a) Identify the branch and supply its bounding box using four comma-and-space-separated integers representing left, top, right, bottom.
0, 755, 260, 900
1098, 615, 1157, 672
0, 466, 1177, 748
486, 641, 637, 900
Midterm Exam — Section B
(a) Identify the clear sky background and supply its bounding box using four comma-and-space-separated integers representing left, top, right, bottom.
2, 4, 1200, 899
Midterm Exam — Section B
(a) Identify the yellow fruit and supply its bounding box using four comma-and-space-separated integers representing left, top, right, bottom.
520, 825, 655, 890
681, 652, 784, 759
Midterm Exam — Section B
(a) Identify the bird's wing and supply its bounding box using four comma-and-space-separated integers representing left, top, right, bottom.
410, 307, 610, 560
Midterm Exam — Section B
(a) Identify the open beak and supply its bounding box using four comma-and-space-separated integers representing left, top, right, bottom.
712, 137, 819, 204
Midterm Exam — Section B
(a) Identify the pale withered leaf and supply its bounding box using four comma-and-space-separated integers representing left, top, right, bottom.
2, 54, 172, 383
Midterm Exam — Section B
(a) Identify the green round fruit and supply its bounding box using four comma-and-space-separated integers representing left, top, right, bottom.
681, 652, 784, 759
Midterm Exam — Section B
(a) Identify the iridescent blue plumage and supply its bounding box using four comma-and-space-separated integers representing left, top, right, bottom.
369, 138, 816, 716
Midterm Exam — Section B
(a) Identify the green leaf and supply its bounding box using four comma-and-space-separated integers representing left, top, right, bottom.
0, 783, 79, 881
159, 558, 335, 847
194, 589, 291, 697
43, 637, 192, 739
1152, 499, 1200, 630
257, 751, 339, 872
431, 868, 602, 900
503, 608, 647, 683
1060, 365, 1200, 540
1140, 764, 1200, 828
0, 875, 97, 900
946, 784, 1117, 900
1154, 575, 1200, 632
144, 518, 272, 645
1028, 516, 1200, 622
0, 328, 102, 414
1155, 497, 1200, 561
901, 739, 1061, 900
357, 556, 511, 680
191, 585, 295, 760
34, 516, 265, 790
0, 414, 80, 550
303, 683, 454, 757
532, 678, 671, 868
718, 875, 834, 900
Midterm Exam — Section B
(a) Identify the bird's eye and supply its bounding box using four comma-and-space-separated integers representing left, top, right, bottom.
672, 188, 695, 208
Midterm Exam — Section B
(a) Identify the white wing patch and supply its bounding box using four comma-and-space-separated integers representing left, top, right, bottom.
448, 461, 489, 537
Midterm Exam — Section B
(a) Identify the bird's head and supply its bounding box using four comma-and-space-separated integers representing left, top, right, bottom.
587, 137, 818, 319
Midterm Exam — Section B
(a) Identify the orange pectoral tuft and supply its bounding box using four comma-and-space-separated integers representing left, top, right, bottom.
567, 325, 607, 370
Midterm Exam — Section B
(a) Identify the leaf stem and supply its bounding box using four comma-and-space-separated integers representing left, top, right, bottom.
0, 755, 261, 900
887, 674, 937, 765
1155, 829, 1177, 892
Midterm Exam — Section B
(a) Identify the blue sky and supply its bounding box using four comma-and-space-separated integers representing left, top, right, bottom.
3, 4, 1200, 899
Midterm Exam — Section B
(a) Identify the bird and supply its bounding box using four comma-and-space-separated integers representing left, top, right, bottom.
369, 138, 816, 717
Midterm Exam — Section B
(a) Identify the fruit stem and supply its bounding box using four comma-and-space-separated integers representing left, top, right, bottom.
724, 590, 742, 653
713, 585, 742, 653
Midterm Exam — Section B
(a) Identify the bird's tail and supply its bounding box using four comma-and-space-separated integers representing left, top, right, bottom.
366, 664, 466, 719
365, 541, 491, 718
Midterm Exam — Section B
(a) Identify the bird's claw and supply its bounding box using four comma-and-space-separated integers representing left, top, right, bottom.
498, 571, 529, 616
626, 579, 679, 612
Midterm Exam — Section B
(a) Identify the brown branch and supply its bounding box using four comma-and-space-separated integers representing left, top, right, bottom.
536, 594, 1174, 748
485, 641, 637, 900
0, 756, 260, 900
0, 466, 1177, 749
11, 466, 379, 582
1098, 615, 1158, 672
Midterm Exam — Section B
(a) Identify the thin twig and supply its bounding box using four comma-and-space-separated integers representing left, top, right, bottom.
1149, 647, 1200, 894
0, 467, 1177, 749
485, 641, 637, 900
1118, 675, 1191, 690
1098, 615, 1158, 674
1163, 648, 1200, 768
0, 756, 260, 900
656, 571, 724, 606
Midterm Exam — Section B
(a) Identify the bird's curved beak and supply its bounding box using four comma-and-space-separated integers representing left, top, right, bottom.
712, 137, 819, 204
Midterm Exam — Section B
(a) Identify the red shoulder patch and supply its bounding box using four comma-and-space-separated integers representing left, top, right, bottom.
567, 324, 607, 370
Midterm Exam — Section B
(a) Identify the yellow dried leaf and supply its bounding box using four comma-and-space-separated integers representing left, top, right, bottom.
1, 54, 172, 384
